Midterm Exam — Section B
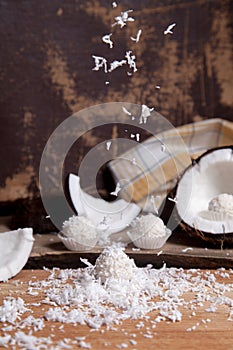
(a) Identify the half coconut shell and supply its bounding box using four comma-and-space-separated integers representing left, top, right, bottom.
160, 146, 233, 248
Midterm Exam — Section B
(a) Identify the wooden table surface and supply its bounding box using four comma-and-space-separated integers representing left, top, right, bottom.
1, 268, 233, 350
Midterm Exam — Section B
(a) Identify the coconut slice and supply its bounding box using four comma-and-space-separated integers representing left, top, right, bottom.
174, 146, 233, 246
68, 174, 141, 236
0, 228, 34, 282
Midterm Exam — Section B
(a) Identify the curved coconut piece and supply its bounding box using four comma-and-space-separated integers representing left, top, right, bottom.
68, 174, 141, 235
0, 228, 34, 282
174, 146, 233, 247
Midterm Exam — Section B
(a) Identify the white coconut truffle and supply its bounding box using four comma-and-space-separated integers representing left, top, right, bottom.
94, 246, 136, 283
208, 194, 233, 217
128, 214, 172, 249
62, 216, 97, 239
59, 216, 98, 251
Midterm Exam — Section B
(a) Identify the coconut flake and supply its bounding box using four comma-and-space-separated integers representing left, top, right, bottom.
110, 182, 121, 196
0, 298, 28, 324
102, 33, 114, 48
122, 106, 132, 116
92, 55, 108, 73
112, 10, 135, 28
130, 29, 142, 42
164, 23, 176, 35
125, 51, 137, 72
106, 141, 112, 151
0, 335, 11, 348
139, 104, 154, 124
108, 59, 127, 72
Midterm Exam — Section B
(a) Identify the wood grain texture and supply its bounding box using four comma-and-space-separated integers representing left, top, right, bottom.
0, 0, 232, 227
25, 232, 233, 269
0, 269, 233, 349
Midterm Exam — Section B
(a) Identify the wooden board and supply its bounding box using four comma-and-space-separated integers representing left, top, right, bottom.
1, 269, 233, 350
1, 217, 233, 269
27, 231, 233, 270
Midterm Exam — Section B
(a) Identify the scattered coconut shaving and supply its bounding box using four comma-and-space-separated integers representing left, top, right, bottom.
1, 249, 233, 349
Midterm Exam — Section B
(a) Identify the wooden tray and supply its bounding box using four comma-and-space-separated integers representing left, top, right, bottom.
1, 217, 232, 269
27, 230, 233, 269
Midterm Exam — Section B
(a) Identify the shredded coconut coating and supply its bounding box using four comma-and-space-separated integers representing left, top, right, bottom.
62, 216, 97, 240
133, 214, 167, 238
208, 194, 233, 216
94, 246, 136, 283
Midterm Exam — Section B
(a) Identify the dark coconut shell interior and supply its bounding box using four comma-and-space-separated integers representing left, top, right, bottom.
160, 146, 233, 249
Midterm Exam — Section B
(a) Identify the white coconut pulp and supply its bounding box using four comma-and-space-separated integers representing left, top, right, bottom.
176, 148, 233, 234
68, 174, 141, 237
0, 228, 34, 282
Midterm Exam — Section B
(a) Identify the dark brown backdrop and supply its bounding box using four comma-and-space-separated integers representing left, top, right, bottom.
0, 0, 232, 229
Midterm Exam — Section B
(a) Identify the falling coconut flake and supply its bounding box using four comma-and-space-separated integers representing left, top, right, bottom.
112, 10, 135, 28
112, 2, 117, 8
125, 51, 137, 72
164, 23, 176, 35
150, 195, 159, 215
122, 106, 132, 116
110, 182, 121, 196
168, 196, 178, 203
160, 143, 166, 152
106, 141, 112, 150
109, 59, 127, 72
92, 55, 108, 73
139, 104, 154, 124
131, 29, 142, 42
102, 33, 114, 48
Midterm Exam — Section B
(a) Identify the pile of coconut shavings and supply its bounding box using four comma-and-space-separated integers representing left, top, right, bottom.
1, 250, 233, 349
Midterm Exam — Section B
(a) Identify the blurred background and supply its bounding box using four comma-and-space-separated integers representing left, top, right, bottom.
0, 0, 232, 232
